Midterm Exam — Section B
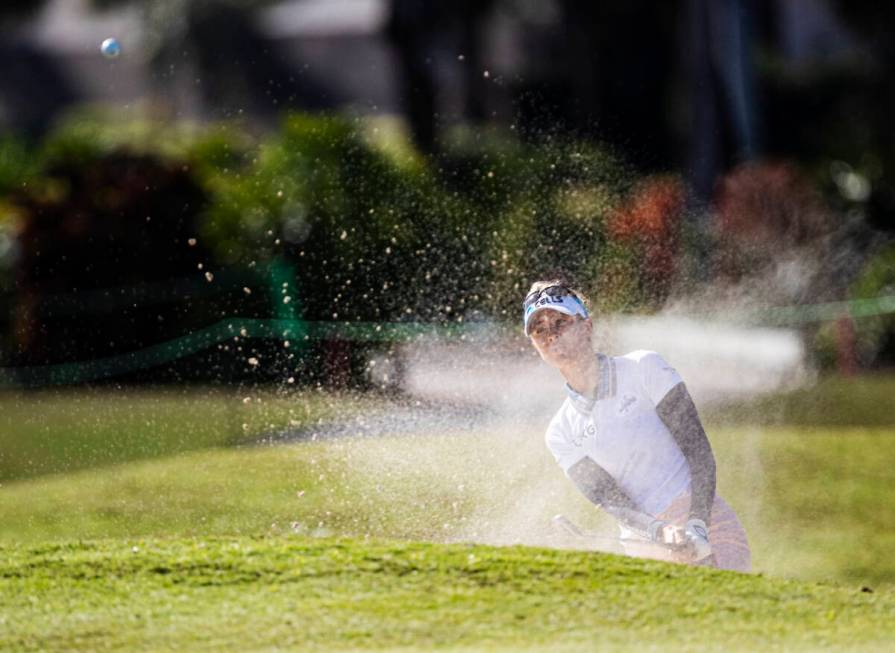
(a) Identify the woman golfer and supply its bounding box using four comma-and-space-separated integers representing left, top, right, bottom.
524, 280, 751, 571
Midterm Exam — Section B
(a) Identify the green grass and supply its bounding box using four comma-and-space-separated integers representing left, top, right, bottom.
0, 387, 354, 482
2, 423, 894, 590
707, 372, 895, 427
711, 425, 895, 589
2, 536, 893, 653
2, 377, 894, 651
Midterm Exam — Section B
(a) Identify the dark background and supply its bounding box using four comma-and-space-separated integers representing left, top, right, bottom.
1, 0, 894, 384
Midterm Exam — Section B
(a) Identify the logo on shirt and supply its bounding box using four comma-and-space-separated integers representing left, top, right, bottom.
569, 423, 595, 447
619, 395, 637, 414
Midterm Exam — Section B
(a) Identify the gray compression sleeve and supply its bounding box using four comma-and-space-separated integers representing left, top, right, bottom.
656, 382, 716, 525
567, 457, 660, 537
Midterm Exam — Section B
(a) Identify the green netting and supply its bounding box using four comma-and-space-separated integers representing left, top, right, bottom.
0, 318, 474, 387
2, 291, 894, 387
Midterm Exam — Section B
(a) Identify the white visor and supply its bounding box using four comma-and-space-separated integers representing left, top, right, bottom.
523, 293, 589, 336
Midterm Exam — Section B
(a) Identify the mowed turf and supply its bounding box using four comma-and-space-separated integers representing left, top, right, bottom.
2, 420, 894, 590
2, 379, 894, 651
708, 372, 895, 428
2, 536, 893, 653
0, 387, 355, 482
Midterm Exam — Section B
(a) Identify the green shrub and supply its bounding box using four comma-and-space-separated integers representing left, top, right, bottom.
850, 243, 895, 366
200, 114, 480, 322
12, 110, 643, 326
1, 110, 654, 383
436, 131, 632, 317
0, 138, 39, 294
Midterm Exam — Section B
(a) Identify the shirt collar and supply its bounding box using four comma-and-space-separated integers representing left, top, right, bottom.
564, 353, 617, 414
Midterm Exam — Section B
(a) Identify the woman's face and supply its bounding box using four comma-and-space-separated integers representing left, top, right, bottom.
528, 309, 593, 367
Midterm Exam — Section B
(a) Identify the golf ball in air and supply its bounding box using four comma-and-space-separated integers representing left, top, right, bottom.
101, 38, 121, 58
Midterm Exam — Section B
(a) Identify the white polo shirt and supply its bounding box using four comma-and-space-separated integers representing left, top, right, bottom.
545, 350, 691, 517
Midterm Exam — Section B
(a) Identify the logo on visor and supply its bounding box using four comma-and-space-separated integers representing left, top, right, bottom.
534, 295, 565, 309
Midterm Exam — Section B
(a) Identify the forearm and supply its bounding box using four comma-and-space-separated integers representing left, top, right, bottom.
657, 383, 716, 524
567, 457, 659, 537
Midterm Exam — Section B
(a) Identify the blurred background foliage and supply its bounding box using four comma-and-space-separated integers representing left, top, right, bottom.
2, 104, 894, 380
1, 111, 663, 377
849, 243, 895, 366
1, 0, 895, 384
